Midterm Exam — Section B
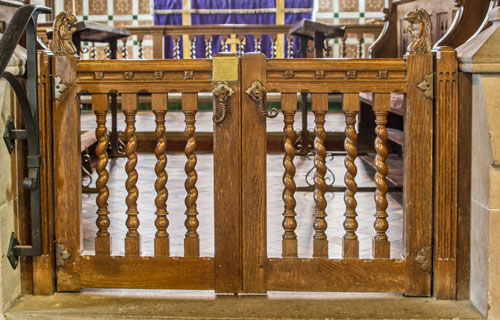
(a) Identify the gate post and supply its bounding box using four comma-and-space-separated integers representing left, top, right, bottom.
51, 12, 81, 291
241, 53, 267, 293
433, 46, 459, 299
403, 8, 433, 297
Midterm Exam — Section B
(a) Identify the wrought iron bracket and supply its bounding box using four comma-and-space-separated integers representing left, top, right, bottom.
0, 4, 51, 269
3, 115, 29, 154
7, 233, 20, 269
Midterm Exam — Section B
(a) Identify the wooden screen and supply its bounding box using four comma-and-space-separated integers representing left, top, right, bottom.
51, 50, 436, 296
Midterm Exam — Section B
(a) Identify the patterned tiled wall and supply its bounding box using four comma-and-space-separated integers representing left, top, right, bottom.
52, 0, 388, 59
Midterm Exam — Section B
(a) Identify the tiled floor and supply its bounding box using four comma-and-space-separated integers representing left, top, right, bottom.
82, 152, 403, 259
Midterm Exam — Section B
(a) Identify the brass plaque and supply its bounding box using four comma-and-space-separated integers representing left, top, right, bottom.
212, 55, 239, 83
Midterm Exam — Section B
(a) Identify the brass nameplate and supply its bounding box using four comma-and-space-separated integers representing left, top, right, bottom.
213, 55, 239, 83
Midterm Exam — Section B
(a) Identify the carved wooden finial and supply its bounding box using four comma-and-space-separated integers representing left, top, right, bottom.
404, 8, 431, 55
52, 11, 78, 55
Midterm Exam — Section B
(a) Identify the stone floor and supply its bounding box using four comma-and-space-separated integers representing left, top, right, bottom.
82, 152, 404, 259
80, 110, 347, 133
5, 290, 484, 320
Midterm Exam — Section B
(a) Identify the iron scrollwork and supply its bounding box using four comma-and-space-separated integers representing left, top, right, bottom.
212, 82, 235, 124
245, 80, 278, 119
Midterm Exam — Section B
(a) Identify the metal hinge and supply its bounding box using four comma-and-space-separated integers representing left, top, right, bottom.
3, 115, 28, 154
415, 246, 432, 272
56, 243, 71, 267
417, 73, 434, 100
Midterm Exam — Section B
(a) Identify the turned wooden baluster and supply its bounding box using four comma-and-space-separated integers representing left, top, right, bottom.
183, 93, 199, 257
121, 38, 128, 59
90, 41, 96, 60
173, 36, 181, 59
221, 35, 228, 52
373, 93, 391, 258
254, 35, 262, 53
287, 34, 294, 58
356, 35, 363, 58
122, 93, 141, 256
93, 94, 111, 255
342, 93, 360, 259
205, 37, 212, 58
271, 35, 277, 58
152, 93, 169, 257
238, 36, 245, 57
190, 36, 196, 59
340, 37, 346, 58
281, 93, 298, 258
312, 93, 328, 258
137, 35, 144, 59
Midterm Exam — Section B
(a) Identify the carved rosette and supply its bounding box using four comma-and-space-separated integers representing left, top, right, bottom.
52, 11, 78, 55
404, 8, 432, 55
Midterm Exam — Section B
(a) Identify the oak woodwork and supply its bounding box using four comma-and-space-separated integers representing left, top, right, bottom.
152, 93, 169, 257
53, 53, 81, 291
266, 258, 408, 292
241, 53, 267, 293
93, 93, 111, 256
213, 56, 242, 292
80, 256, 214, 289
434, 47, 458, 299
372, 94, 391, 259
342, 93, 360, 259
33, 50, 55, 295
122, 93, 141, 256
404, 53, 433, 296
182, 93, 200, 258
312, 93, 328, 259
281, 93, 298, 258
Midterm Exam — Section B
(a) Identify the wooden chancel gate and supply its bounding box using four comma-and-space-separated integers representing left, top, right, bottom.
40, 11, 457, 295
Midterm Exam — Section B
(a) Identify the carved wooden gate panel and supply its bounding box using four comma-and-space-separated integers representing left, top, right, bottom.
239, 50, 434, 295
52, 53, 242, 292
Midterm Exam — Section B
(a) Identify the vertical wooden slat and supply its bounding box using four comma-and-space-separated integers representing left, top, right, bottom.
281, 93, 298, 258
33, 51, 55, 294
213, 56, 242, 292
182, 93, 199, 257
122, 93, 141, 256
342, 93, 360, 259
372, 93, 391, 259
53, 53, 81, 291
312, 93, 328, 259
152, 93, 169, 257
93, 94, 111, 256
434, 47, 459, 299
242, 53, 267, 293
404, 52, 433, 296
